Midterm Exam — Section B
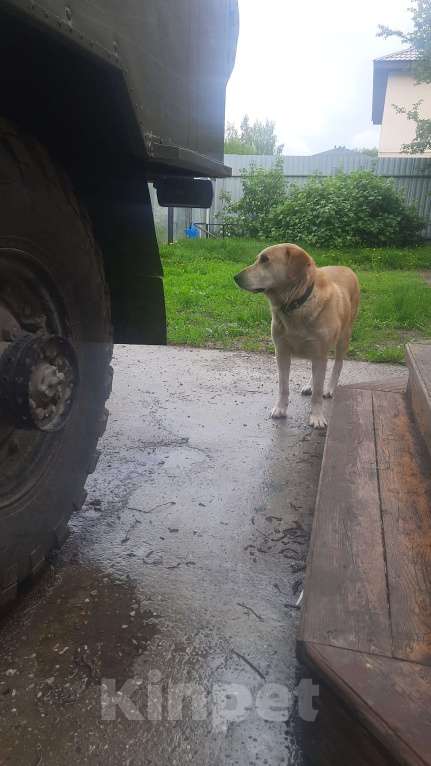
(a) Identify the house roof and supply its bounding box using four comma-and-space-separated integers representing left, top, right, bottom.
372, 48, 417, 124
375, 47, 418, 62
312, 148, 366, 157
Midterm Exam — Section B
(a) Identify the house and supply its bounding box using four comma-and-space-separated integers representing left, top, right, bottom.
373, 48, 431, 157
311, 147, 374, 158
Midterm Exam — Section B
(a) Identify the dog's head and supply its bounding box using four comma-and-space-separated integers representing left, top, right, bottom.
234, 244, 315, 296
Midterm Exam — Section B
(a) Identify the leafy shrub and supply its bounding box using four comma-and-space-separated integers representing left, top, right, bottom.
220, 166, 424, 247
269, 171, 424, 247
219, 159, 286, 239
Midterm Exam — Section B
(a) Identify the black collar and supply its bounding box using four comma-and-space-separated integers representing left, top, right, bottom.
280, 282, 314, 315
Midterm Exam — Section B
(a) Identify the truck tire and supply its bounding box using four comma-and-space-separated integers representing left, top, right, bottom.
0, 119, 113, 607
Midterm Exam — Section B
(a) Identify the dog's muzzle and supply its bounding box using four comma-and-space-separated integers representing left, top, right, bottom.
233, 273, 264, 292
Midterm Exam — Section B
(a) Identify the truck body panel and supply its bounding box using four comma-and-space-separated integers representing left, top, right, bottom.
0, 0, 237, 343
2, 0, 238, 177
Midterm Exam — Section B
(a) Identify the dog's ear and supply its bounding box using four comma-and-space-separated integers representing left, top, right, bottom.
285, 245, 313, 282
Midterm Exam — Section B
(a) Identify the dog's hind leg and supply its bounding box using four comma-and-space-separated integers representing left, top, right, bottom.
301, 373, 313, 396
323, 359, 343, 399
310, 357, 328, 429
324, 334, 350, 399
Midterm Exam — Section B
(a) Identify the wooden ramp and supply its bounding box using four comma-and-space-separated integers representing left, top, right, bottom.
298, 344, 431, 766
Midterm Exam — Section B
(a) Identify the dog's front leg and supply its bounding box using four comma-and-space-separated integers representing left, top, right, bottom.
310, 358, 328, 429
271, 333, 291, 419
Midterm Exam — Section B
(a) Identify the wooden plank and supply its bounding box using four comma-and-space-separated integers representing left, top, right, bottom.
408, 343, 431, 399
299, 387, 392, 655
300, 680, 397, 766
373, 391, 431, 665
302, 642, 431, 766
341, 376, 407, 394
407, 343, 431, 457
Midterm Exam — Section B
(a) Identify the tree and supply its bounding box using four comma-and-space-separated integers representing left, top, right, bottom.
378, 0, 431, 153
224, 122, 256, 155
224, 115, 284, 155
219, 159, 286, 238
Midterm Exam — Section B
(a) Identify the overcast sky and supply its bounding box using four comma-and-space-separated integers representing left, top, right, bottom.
225, 0, 412, 154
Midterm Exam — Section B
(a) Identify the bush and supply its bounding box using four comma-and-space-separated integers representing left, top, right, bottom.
269, 171, 424, 247
219, 166, 424, 247
219, 159, 286, 239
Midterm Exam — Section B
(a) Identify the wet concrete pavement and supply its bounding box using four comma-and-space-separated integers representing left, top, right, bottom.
0, 346, 406, 766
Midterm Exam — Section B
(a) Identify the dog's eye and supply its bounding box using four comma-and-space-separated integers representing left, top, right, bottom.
260, 254, 269, 264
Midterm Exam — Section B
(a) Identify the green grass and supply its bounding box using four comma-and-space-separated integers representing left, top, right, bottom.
161, 239, 431, 363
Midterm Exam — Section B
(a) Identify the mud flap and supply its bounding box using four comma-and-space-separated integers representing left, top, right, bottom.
86, 179, 167, 345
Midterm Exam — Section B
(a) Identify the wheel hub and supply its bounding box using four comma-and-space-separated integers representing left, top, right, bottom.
0, 244, 79, 501
0, 333, 78, 432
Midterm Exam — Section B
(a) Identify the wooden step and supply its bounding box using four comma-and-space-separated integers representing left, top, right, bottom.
407, 342, 431, 457
298, 384, 431, 765
341, 375, 407, 394
301, 643, 431, 766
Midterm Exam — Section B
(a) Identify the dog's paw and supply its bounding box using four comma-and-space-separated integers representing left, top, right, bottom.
323, 389, 334, 399
309, 411, 327, 430
271, 404, 288, 419
301, 384, 312, 396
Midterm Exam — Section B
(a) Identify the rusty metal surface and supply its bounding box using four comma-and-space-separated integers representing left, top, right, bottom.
0, 346, 404, 765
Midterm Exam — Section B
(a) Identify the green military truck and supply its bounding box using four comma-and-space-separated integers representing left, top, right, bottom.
0, 0, 238, 605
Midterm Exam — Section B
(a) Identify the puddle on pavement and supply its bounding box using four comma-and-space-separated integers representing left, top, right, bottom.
0, 565, 160, 765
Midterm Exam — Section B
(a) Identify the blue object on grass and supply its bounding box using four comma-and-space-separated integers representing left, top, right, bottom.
185, 224, 199, 239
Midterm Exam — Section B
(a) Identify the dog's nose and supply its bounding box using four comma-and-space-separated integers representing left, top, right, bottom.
233, 273, 240, 285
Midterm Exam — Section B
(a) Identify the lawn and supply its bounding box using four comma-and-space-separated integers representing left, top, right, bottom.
160, 239, 431, 363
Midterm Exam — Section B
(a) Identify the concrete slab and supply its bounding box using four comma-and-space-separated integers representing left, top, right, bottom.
0, 346, 406, 765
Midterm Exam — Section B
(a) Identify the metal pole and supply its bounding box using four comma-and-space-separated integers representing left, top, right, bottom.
168, 207, 174, 244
